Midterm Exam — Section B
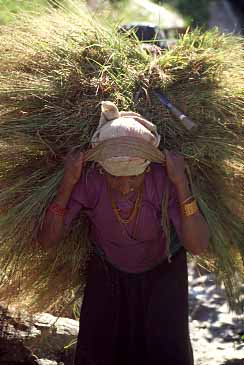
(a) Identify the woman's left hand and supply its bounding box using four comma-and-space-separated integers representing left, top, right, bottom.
164, 149, 187, 186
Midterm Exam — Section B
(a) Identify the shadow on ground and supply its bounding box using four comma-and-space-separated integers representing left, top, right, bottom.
222, 360, 244, 365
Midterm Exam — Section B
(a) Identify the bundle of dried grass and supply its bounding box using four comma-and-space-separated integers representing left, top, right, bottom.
0, 2, 243, 314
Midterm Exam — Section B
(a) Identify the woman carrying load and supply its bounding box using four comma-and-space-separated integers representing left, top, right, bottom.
38, 101, 209, 365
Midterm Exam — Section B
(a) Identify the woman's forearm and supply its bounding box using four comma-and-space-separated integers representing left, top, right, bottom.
175, 176, 209, 256
37, 179, 74, 249
38, 150, 84, 249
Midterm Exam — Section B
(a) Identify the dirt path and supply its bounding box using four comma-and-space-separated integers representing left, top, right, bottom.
188, 264, 244, 365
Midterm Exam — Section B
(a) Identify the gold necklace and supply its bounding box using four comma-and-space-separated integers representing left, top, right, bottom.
107, 181, 143, 225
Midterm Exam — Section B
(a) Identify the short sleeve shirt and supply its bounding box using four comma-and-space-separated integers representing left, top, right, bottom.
64, 163, 182, 273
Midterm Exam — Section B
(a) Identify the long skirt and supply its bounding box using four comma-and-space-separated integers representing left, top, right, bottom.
74, 248, 194, 365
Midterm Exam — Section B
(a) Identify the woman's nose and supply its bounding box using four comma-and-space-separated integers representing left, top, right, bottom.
119, 178, 132, 195
120, 184, 131, 195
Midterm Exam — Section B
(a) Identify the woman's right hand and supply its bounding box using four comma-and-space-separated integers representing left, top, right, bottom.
38, 149, 84, 249
63, 149, 85, 188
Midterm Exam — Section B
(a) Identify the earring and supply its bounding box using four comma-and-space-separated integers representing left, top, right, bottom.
146, 166, 151, 173
99, 167, 104, 175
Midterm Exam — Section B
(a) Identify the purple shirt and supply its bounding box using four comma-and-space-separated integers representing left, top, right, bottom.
64, 163, 182, 273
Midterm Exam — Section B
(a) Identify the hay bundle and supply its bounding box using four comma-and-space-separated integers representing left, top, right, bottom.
0, 3, 243, 314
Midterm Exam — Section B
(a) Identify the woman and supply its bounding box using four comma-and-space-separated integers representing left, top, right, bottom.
38, 101, 209, 365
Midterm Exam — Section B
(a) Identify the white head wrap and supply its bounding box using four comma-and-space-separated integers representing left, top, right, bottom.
91, 101, 160, 176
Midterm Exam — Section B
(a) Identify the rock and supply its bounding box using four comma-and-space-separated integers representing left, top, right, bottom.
37, 360, 58, 365
0, 337, 39, 364
0, 306, 78, 364
188, 263, 244, 365
29, 313, 79, 358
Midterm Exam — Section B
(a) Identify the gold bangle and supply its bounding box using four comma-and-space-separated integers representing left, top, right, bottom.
180, 195, 194, 206
181, 199, 199, 217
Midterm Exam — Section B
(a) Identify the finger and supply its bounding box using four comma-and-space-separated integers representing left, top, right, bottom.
71, 149, 82, 159
78, 153, 85, 165
171, 152, 185, 163
171, 151, 184, 160
170, 151, 180, 162
164, 149, 171, 165
67, 146, 81, 157
164, 148, 169, 162
73, 154, 84, 166
164, 149, 171, 159
64, 150, 75, 161
164, 149, 175, 168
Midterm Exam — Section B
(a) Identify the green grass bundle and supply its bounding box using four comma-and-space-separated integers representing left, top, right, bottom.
0, 3, 243, 314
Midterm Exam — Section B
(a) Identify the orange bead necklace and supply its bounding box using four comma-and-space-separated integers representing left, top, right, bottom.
107, 180, 144, 225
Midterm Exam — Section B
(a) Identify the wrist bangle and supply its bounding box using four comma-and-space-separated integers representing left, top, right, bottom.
181, 199, 199, 217
180, 195, 194, 206
48, 203, 66, 217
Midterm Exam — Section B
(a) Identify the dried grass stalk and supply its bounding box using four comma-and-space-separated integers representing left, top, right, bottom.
0, 2, 243, 314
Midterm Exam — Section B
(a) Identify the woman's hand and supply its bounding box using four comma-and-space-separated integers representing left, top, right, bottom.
63, 149, 85, 188
164, 149, 209, 255
38, 149, 84, 249
164, 149, 187, 187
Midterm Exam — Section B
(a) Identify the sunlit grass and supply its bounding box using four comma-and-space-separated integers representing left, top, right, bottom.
0, 1, 243, 314
0, 0, 49, 24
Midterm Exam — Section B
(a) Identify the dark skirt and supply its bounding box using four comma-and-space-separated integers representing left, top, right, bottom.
74, 248, 194, 365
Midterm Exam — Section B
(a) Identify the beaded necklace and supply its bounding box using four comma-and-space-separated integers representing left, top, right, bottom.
107, 179, 144, 225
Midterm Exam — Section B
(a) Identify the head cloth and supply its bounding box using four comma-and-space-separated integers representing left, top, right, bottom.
91, 101, 160, 176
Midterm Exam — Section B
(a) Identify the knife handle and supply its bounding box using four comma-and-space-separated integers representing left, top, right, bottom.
169, 105, 197, 131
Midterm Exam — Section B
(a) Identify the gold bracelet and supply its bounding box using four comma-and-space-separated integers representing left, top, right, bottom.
180, 195, 194, 206
181, 199, 199, 217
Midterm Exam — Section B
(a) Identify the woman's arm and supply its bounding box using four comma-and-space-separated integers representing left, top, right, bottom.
164, 150, 209, 256
37, 150, 84, 249
174, 176, 209, 255
37, 181, 75, 249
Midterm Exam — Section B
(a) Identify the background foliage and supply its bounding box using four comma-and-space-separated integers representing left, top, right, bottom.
159, 0, 212, 27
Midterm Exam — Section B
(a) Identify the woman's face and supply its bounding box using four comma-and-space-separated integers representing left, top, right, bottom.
105, 171, 145, 196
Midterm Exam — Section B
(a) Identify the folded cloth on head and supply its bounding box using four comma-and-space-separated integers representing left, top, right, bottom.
91, 101, 160, 176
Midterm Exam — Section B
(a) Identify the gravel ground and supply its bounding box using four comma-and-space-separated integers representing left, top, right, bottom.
188, 263, 244, 365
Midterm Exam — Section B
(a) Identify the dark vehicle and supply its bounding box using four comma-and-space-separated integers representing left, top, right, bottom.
119, 22, 184, 49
